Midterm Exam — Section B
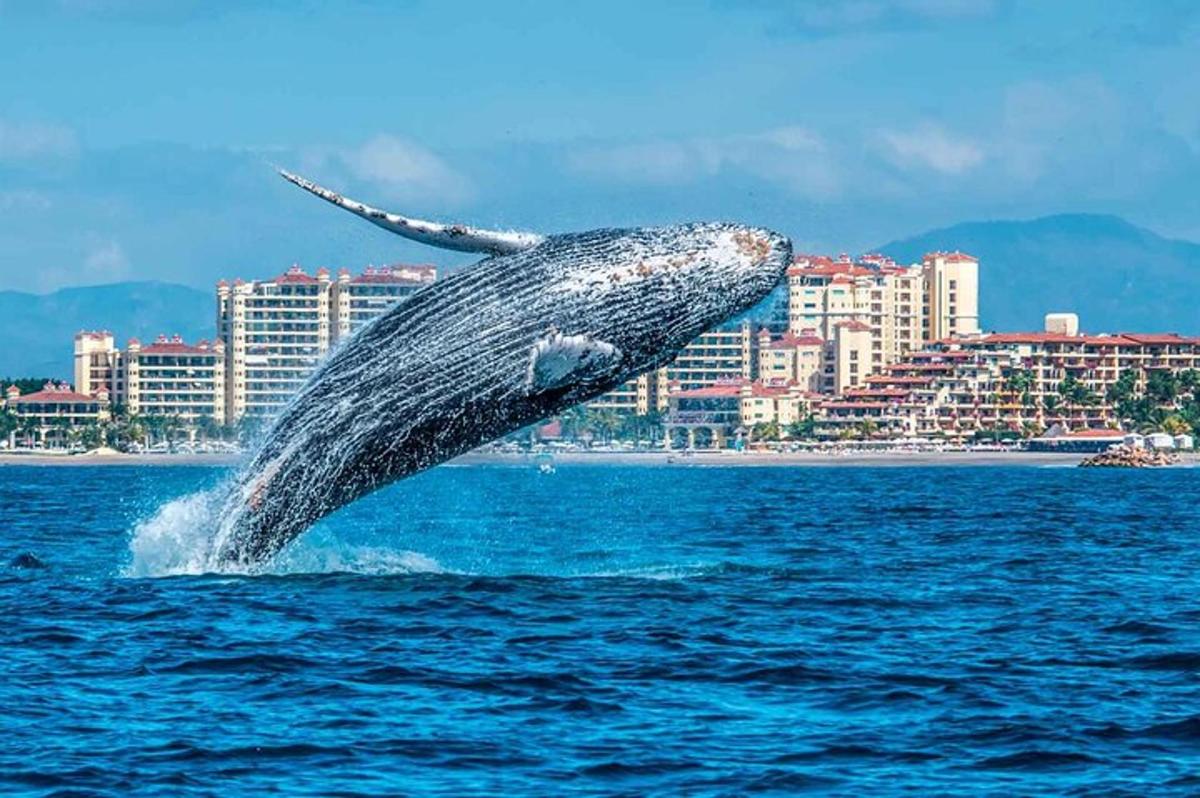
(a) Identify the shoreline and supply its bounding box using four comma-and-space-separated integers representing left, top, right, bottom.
6, 448, 1193, 468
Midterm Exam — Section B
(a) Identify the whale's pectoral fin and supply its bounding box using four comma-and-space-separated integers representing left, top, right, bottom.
278, 169, 544, 255
526, 332, 623, 394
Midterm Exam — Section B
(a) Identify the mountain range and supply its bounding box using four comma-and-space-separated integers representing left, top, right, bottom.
878, 214, 1199, 334
2, 214, 1196, 380
0, 281, 211, 380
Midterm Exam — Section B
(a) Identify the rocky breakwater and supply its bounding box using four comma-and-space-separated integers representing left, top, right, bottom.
1079, 445, 1179, 468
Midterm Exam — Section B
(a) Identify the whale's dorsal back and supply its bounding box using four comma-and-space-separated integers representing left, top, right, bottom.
278, 169, 544, 255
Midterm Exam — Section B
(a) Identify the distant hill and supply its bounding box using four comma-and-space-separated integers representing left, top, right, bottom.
878, 214, 1200, 334
0, 281, 211, 380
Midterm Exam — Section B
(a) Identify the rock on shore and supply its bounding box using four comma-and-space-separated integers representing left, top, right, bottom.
1079, 445, 1178, 468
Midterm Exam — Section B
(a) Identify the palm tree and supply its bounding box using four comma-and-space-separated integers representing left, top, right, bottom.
786, 415, 817, 440
0, 411, 16, 449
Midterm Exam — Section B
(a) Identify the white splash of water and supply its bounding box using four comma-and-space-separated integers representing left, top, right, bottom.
125, 489, 448, 578
124, 491, 224, 577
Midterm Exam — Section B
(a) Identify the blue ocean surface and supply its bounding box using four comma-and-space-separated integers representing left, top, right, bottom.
3, 462, 1200, 796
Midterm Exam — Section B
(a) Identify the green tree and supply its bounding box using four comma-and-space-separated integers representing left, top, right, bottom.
856, 418, 879, 439
1146, 370, 1180, 405
1004, 368, 1035, 406
1058, 374, 1097, 405
786, 415, 817, 440
751, 421, 781, 442
0, 411, 16, 447
1161, 414, 1191, 436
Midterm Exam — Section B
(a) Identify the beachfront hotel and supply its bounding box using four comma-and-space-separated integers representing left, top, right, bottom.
218, 263, 435, 420
809, 314, 1200, 443
72, 331, 226, 428
124, 336, 226, 425
2, 382, 110, 448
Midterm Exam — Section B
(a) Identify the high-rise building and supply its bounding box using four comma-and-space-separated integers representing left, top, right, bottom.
73, 331, 125, 401
665, 321, 757, 393
787, 253, 926, 374
218, 265, 334, 420
331, 264, 436, 341
922, 251, 979, 341
124, 335, 225, 424
217, 263, 436, 421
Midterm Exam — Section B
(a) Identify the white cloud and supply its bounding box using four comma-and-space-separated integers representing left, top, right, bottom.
879, 123, 984, 174
0, 119, 78, 161
339, 135, 474, 206
82, 238, 131, 282
566, 126, 843, 198
0, 190, 52, 211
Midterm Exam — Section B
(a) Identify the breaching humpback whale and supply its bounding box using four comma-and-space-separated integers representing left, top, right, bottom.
209, 170, 792, 567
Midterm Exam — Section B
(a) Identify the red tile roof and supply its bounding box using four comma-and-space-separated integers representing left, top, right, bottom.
865, 375, 934, 385
1056, 428, 1125, 439
765, 333, 824, 349
8, 387, 102, 404
821, 401, 891, 410
274, 265, 319, 284
923, 250, 977, 263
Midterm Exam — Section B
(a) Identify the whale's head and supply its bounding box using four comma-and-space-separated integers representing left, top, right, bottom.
537, 223, 792, 379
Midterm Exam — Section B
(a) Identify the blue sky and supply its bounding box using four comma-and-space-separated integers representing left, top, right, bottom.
1, 0, 1198, 292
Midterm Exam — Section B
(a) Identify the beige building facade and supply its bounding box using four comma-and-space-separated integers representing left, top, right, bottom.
125, 335, 226, 424
218, 263, 435, 421
922, 251, 980, 341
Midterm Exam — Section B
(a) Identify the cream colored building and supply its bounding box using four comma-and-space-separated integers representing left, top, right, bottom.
922, 251, 979, 341
830, 320, 872, 394
74, 331, 125, 400
664, 321, 756, 392
4, 383, 109, 448
124, 335, 226, 424
662, 379, 816, 449
788, 254, 927, 374
217, 263, 435, 421
331, 264, 436, 341
218, 265, 333, 420
588, 372, 667, 415
757, 329, 824, 391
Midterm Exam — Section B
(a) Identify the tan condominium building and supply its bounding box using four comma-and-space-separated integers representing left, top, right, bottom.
332, 264, 436, 341
591, 321, 760, 414
73, 331, 226, 426
665, 321, 757, 392
588, 371, 668, 415
218, 263, 436, 421
124, 335, 225, 424
74, 331, 125, 400
788, 253, 927, 373
922, 251, 979, 341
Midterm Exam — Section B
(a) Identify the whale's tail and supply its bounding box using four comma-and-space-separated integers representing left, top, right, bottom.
278, 169, 544, 256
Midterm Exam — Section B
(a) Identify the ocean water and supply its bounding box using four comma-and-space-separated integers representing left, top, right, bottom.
3, 462, 1200, 796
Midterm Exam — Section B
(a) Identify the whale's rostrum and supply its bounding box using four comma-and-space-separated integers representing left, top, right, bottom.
208, 172, 792, 568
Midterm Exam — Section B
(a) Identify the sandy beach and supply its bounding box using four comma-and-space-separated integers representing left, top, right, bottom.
3, 448, 1198, 469
0, 448, 1110, 468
